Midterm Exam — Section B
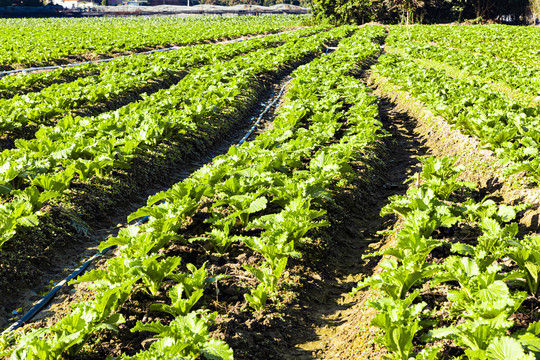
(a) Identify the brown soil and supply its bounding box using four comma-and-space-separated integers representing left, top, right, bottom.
0, 124, 40, 152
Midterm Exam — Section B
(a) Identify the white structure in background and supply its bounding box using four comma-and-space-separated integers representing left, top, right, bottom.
49, 0, 96, 8
49, 0, 148, 7
46, 1, 307, 12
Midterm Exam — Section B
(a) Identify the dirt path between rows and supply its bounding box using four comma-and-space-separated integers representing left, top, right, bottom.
274, 59, 540, 359
287, 81, 431, 359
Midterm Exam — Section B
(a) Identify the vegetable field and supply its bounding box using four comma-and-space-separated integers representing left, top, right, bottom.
1, 19, 540, 360
0, 16, 310, 70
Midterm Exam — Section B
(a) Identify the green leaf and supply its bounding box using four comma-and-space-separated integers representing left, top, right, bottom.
416, 346, 441, 360
0, 184, 13, 195
132, 320, 167, 335
16, 214, 40, 227
38, 190, 62, 203
201, 338, 234, 360
246, 196, 267, 214
517, 333, 540, 354
476, 281, 509, 303
104, 313, 125, 327
487, 336, 534, 360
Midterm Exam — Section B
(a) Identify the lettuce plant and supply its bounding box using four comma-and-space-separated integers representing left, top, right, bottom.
129, 312, 233, 360
507, 235, 540, 296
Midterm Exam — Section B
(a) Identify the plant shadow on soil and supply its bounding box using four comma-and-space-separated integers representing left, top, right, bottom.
210, 93, 433, 360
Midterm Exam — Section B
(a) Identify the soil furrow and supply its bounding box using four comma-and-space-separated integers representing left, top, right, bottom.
205, 62, 432, 359
304, 62, 540, 359
311, 87, 434, 359
265, 73, 431, 360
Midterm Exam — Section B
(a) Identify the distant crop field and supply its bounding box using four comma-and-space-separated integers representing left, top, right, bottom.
0, 15, 309, 69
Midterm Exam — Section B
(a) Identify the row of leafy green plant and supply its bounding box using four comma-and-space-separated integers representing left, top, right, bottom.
372, 53, 540, 184
353, 156, 540, 359
0, 26, 353, 252
391, 25, 540, 68
0, 25, 326, 134
0, 15, 310, 69
0, 24, 387, 360
385, 32, 540, 98
0, 65, 94, 100
0, 25, 327, 98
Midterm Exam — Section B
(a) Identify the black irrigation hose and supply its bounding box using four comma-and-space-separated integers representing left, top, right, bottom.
237, 79, 291, 146
1, 245, 116, 335
0, 215, 149, 335
1, 68, 293, 334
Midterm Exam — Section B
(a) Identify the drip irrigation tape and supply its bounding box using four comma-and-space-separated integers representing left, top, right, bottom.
1, 215, 150, 335
325, 46, 338, 53
0, 29, 300, 78
237, 79, 292, 146
0, 50, 177, 78
2, 249, 108, 335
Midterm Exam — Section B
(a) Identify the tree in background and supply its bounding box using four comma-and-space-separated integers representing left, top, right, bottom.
312, 0, 425, 24
312, 0, 378, 24
3, 0, 43, 5
448, 0, 467, 22
472, 0, 494, 18
412, 0, 469, 23
386, 0, 423, 23
313, 0, 533, 23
